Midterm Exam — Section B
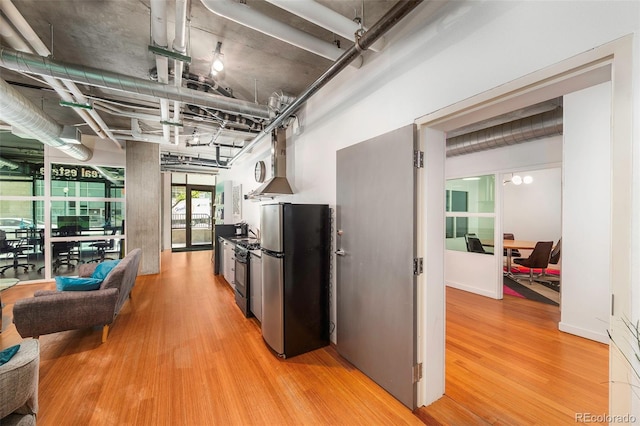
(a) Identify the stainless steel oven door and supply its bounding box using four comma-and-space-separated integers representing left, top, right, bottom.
234, 257, 247, 297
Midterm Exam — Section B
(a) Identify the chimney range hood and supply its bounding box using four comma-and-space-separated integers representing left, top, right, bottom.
252, 127, 293, 196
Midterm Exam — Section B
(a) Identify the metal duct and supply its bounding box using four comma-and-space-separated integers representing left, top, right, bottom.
0, 47, 271, 120
228, 0, 424, 165
0, 78, 92, 160
1, 0, 120, 148
445, 108, 563, 157
265, 0, 386, 52
252, 127, 293, 196
200, 0, 362, 67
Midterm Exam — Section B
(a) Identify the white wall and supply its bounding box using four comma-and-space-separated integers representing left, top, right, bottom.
218, 0, 639, 409
503, 167, 562, 244
560, 82, 612, 343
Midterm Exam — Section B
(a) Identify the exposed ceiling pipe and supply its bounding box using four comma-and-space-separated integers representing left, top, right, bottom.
93, 101, 161, 122
150, 0, 171, 143
172, 0, 188, 146
0, 15, 107, 147
0, 77, 92, 160
228, 0, 424, 166
130, 118, 168, 144
200, 0, 362, 68
0, 0, 120, 149
264, 0, 385, 52
161, 152, 228, 171
445, 108, 563, 157
0, 47, 271, 120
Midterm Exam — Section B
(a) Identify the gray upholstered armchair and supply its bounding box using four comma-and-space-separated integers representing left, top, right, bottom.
13, 248, 141, 343
0, 339, 39, 425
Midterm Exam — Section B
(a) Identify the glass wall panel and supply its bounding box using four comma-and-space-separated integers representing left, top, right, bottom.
445, 174, 496, 254
50, 201, 124, 233
172, 185, 186, 248
446, 175, 495, 213
49, 163, 126, 278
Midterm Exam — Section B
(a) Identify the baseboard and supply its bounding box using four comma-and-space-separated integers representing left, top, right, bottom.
558, 322, 609, 344
445, 282, 499, 299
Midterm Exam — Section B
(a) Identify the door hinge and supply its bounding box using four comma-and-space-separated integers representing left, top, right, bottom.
413, 257, 423, 275
413, 150, 424, 168
611, 294, 614, 316
413, 363, 423, 383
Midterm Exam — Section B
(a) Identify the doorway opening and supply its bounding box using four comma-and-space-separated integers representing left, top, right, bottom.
415, 35, 634, 415
171, 184, 214, 251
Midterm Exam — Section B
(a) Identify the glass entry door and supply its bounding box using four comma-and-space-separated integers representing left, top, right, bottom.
171, 185, 213, 251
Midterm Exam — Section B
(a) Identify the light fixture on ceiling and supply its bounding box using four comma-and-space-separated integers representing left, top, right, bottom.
211, 41, 224, 75
504, 173, 533, 185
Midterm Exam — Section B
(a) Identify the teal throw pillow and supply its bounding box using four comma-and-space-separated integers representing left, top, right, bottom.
0, 344, 20, 365
91, 259, 121, 281
55, 276, 103, 291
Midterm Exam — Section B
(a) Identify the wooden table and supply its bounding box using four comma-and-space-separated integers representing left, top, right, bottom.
0, 278, 19, 332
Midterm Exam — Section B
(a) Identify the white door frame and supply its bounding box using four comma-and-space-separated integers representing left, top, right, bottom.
414, 34, 635, 417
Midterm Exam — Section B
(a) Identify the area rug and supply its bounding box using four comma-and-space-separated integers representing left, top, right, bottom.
503, 276, 559, 306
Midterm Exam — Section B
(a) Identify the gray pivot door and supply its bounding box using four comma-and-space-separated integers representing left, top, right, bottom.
336, 124, 417, 409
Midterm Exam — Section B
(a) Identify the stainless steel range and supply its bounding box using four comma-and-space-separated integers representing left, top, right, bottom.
234, 239, 260, 317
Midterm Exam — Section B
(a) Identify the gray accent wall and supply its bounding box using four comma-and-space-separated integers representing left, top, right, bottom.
125, 141, 160, 274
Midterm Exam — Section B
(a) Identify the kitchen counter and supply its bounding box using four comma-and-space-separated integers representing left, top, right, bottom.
221, 236, 261, 251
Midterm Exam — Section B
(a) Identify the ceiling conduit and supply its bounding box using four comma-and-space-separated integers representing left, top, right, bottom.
200, 0, 363, 68
445, 107, 563, 157
265, 0, 386, 52
228, 0, 424, 166
0, 77, 93, 161
0, 0, 121, 149
0, 47, 271, 120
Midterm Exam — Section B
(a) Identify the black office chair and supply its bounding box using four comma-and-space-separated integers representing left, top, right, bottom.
51, 226, 81, 272
89, 227, 117, 263
513, 241, 553, 284
466, 235, 488, 254
0, 229, 35, 275
464, 233, 478, 252
536, 238, 561, 283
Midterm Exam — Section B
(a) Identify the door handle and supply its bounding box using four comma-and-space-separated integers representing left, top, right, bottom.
335, 249, 345, 256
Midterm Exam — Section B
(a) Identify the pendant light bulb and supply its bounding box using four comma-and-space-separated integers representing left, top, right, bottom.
211, 41, 224, 75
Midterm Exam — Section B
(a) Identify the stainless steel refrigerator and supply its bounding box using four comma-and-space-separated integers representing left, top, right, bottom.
260, 203, 330, 358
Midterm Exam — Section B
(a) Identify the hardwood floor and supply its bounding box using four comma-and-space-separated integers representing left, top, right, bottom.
417, 287, 609, 425
1, 251, 608, 425
0, 251, 422, 425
